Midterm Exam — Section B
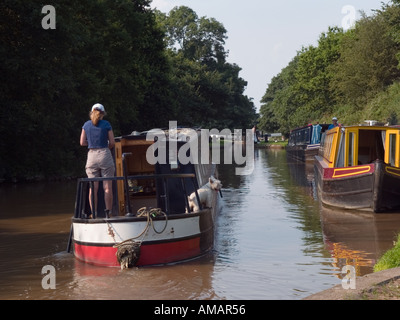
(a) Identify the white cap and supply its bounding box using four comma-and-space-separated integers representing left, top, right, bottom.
91, 103, 105, 113
332, 117, 338, 121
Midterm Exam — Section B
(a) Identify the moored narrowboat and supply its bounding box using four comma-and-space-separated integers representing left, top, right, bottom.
287, 124, 330, 163
314, 124, 400, 213
68, 128, 222, 268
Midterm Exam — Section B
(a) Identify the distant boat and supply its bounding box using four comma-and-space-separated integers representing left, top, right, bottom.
67, 128, 221, 268
287, 124, 330, 163
314, 123, 400, 213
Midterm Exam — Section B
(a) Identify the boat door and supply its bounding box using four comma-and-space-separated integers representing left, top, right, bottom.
385, 129, 400, 167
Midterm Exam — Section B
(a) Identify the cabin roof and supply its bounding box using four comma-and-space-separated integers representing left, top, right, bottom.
115, 127, 202, 142
290, 123, 329, 133
330, 125, 396, 131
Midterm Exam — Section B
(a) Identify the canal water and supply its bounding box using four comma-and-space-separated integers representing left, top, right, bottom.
2, 148, 400, 300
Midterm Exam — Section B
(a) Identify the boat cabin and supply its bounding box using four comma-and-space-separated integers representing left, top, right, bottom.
113, 130, 216, 216
69, 128, 220, 267
287, 124, 330, 163
288, 124, 329, 147
319, 125, 400, 169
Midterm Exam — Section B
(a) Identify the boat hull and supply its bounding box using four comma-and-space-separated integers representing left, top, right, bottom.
314, 157, 400, 212
72, 209, 214, 267
287, 144, 319, 163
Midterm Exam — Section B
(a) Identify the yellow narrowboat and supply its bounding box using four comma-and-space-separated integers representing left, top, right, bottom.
314, 124, 400, 213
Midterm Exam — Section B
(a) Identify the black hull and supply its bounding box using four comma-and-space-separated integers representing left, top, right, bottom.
287, 145, 319, 163
314, 158, 400, 213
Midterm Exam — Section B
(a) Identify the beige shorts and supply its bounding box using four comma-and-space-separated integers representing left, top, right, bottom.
85, 148, 115, 178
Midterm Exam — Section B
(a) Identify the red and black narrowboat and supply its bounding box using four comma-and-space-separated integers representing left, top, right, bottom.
67, 128, 221, 268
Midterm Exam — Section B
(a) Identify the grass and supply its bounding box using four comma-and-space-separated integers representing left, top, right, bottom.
374, 234, 400, 272
261, 140, 288, 147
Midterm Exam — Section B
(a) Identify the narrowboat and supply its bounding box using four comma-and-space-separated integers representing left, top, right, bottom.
287, 124, 330, 163
67, 127, 222, 268
314, 124, 400, 213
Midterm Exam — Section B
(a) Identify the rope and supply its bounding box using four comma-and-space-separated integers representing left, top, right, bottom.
137, 207, 168, 234
113, 207, 168, 269
115, 240, 141, 269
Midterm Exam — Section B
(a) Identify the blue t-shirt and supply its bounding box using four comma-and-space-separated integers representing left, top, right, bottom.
328, 124, 338, 130
82, 120, 112, 149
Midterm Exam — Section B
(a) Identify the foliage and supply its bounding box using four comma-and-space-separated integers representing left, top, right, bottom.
156, 6, 257, 130
0, 2, 256, 181
374, 234, 400, 272
158, 6, 228, 65
259, 1, 400, 136
330, 12, 400, 108
1, 0, 171, 180
259, 27, 343, 135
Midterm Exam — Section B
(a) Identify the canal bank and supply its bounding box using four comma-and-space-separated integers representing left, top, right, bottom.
254, 143, 286, 149
304, 267, 400, 300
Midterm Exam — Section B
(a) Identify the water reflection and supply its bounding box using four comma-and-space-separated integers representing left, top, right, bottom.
214, 148, 336, 299
1, 149, 400, 299
68, 257, 221, 300
320, 205, 400, 276
285, 151, 400, 278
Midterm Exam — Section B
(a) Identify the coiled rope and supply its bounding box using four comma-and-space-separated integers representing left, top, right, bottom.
137, 207, 168, 234
114, 207, 168, 269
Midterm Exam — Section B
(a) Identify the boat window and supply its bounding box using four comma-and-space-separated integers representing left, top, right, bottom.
321, 130, 336, 163
305, 126, 311, 144
384, 130, 400, 167
382, 131, 386, 151
348, 132, 355, 166
389, 133, 397, 166
336, 130, 345, 167
323, 133, 333, 161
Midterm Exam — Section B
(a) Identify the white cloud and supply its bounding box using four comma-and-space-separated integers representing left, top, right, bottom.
150, 0, 175, 11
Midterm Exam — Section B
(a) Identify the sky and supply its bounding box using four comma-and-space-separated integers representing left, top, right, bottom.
150, 0, 390, 112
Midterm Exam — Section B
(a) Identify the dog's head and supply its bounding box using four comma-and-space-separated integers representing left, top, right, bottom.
209, 176, 222, 191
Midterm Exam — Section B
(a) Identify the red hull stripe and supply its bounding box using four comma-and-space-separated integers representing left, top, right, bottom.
74, 237, 202, 267
323, 164, 374, 179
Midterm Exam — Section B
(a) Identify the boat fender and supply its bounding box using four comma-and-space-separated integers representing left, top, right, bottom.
115, 241, 141, 270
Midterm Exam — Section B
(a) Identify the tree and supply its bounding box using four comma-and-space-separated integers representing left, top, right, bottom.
0, 0, 169, 180
259, 2, 400, 134
330, 11, 400, 107
259, 28, 342, 135
259, 56, 300, 135
380, 0, 400, 68
156, 6, 256, 130
294, 27, 343, 119
158, 6, 228, 65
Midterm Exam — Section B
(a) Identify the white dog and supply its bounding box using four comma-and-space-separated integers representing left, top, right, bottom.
187, 176, 222, 212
